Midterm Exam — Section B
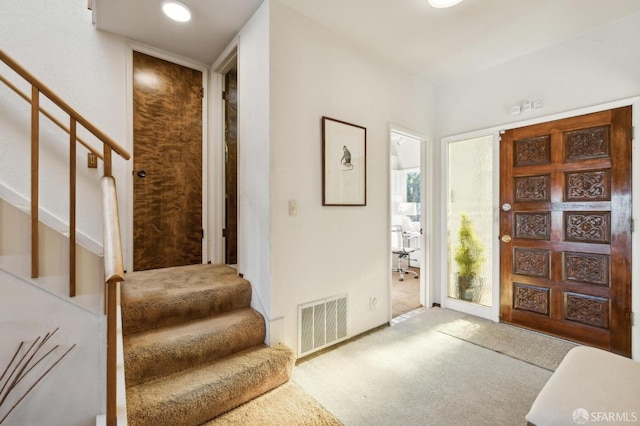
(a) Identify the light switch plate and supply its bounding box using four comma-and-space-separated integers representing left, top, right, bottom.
288, 200, 298, 216
88, 153, 98, 168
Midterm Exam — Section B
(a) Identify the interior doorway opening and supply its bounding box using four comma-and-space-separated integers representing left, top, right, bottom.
223, 62, 238, 266
390, 130, 424, 320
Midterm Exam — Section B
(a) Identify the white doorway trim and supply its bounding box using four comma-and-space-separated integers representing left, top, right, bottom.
210, 40, 238, 266
388, 124, 432, 322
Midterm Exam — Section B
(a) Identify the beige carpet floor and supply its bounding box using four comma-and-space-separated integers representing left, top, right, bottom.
293, 307, 561, 426
391, 268, 421, 318
203, 382, 341, 425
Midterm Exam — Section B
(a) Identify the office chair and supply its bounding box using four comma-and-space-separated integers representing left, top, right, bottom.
391, 225, 419, 281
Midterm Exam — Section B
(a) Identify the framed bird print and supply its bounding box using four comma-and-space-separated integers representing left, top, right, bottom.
322, 116, 366, 206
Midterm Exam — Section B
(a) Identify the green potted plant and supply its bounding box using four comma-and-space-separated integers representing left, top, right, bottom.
454, 213, 485, 302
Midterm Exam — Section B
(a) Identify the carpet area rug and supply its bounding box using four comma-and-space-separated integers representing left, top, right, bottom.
203, 382, 342, 425
436, 314, 577, 371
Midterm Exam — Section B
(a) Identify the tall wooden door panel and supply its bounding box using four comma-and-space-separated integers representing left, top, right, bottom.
500, 107, 632, 356
224, 68, 238, 265
133, 52, 203, 271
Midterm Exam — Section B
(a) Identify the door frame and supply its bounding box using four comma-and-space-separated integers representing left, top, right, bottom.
211, 41, 239, 266
124, 43, 209, 272
439, 96, 639, 359
388, 124, 432, 320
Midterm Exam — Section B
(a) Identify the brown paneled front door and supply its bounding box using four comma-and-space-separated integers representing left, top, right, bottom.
499, 106, 632, 356
132, 52, 203, 271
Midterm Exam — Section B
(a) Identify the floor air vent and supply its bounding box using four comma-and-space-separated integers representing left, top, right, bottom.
298, 294, 348, 357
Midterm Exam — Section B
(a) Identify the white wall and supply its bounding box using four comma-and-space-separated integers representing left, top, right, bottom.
435, 12, 640, 138
0, 270, 102, 426
237, 2, 272, 323
0, 198, 104, 314
267, 0, 435, 352
434, 12, 640, 356
0, 0, 130, 250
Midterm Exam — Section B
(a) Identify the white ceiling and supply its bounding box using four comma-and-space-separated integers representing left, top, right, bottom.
93, 0, 263, 65
94, 0, 640, 83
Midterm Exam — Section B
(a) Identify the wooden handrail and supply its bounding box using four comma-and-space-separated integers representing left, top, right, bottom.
1, 48, 131, 284
1, 50, 129, 426
102, 177, 125, 285
0, 74, 104, 160
0, 49, 130, 161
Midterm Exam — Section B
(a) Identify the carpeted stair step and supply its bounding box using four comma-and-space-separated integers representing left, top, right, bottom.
126, 344, 296, 426
124, 307, 266, 387
121, 264, 251, 336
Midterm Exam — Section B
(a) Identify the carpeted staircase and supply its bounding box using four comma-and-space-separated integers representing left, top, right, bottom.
121, 264, 296, 426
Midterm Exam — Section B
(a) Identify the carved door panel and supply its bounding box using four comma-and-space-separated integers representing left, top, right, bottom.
499, 107, 632, 356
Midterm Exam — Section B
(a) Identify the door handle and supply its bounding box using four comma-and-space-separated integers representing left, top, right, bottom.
137, 170, 147, 178
501, 235, 512, 243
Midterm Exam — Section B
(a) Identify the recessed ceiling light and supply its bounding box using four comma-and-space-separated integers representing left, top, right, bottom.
428, 0, 463, 8
162, 0, 192, 22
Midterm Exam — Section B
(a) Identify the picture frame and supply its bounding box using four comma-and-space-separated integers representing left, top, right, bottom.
322, 116, 367, 206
